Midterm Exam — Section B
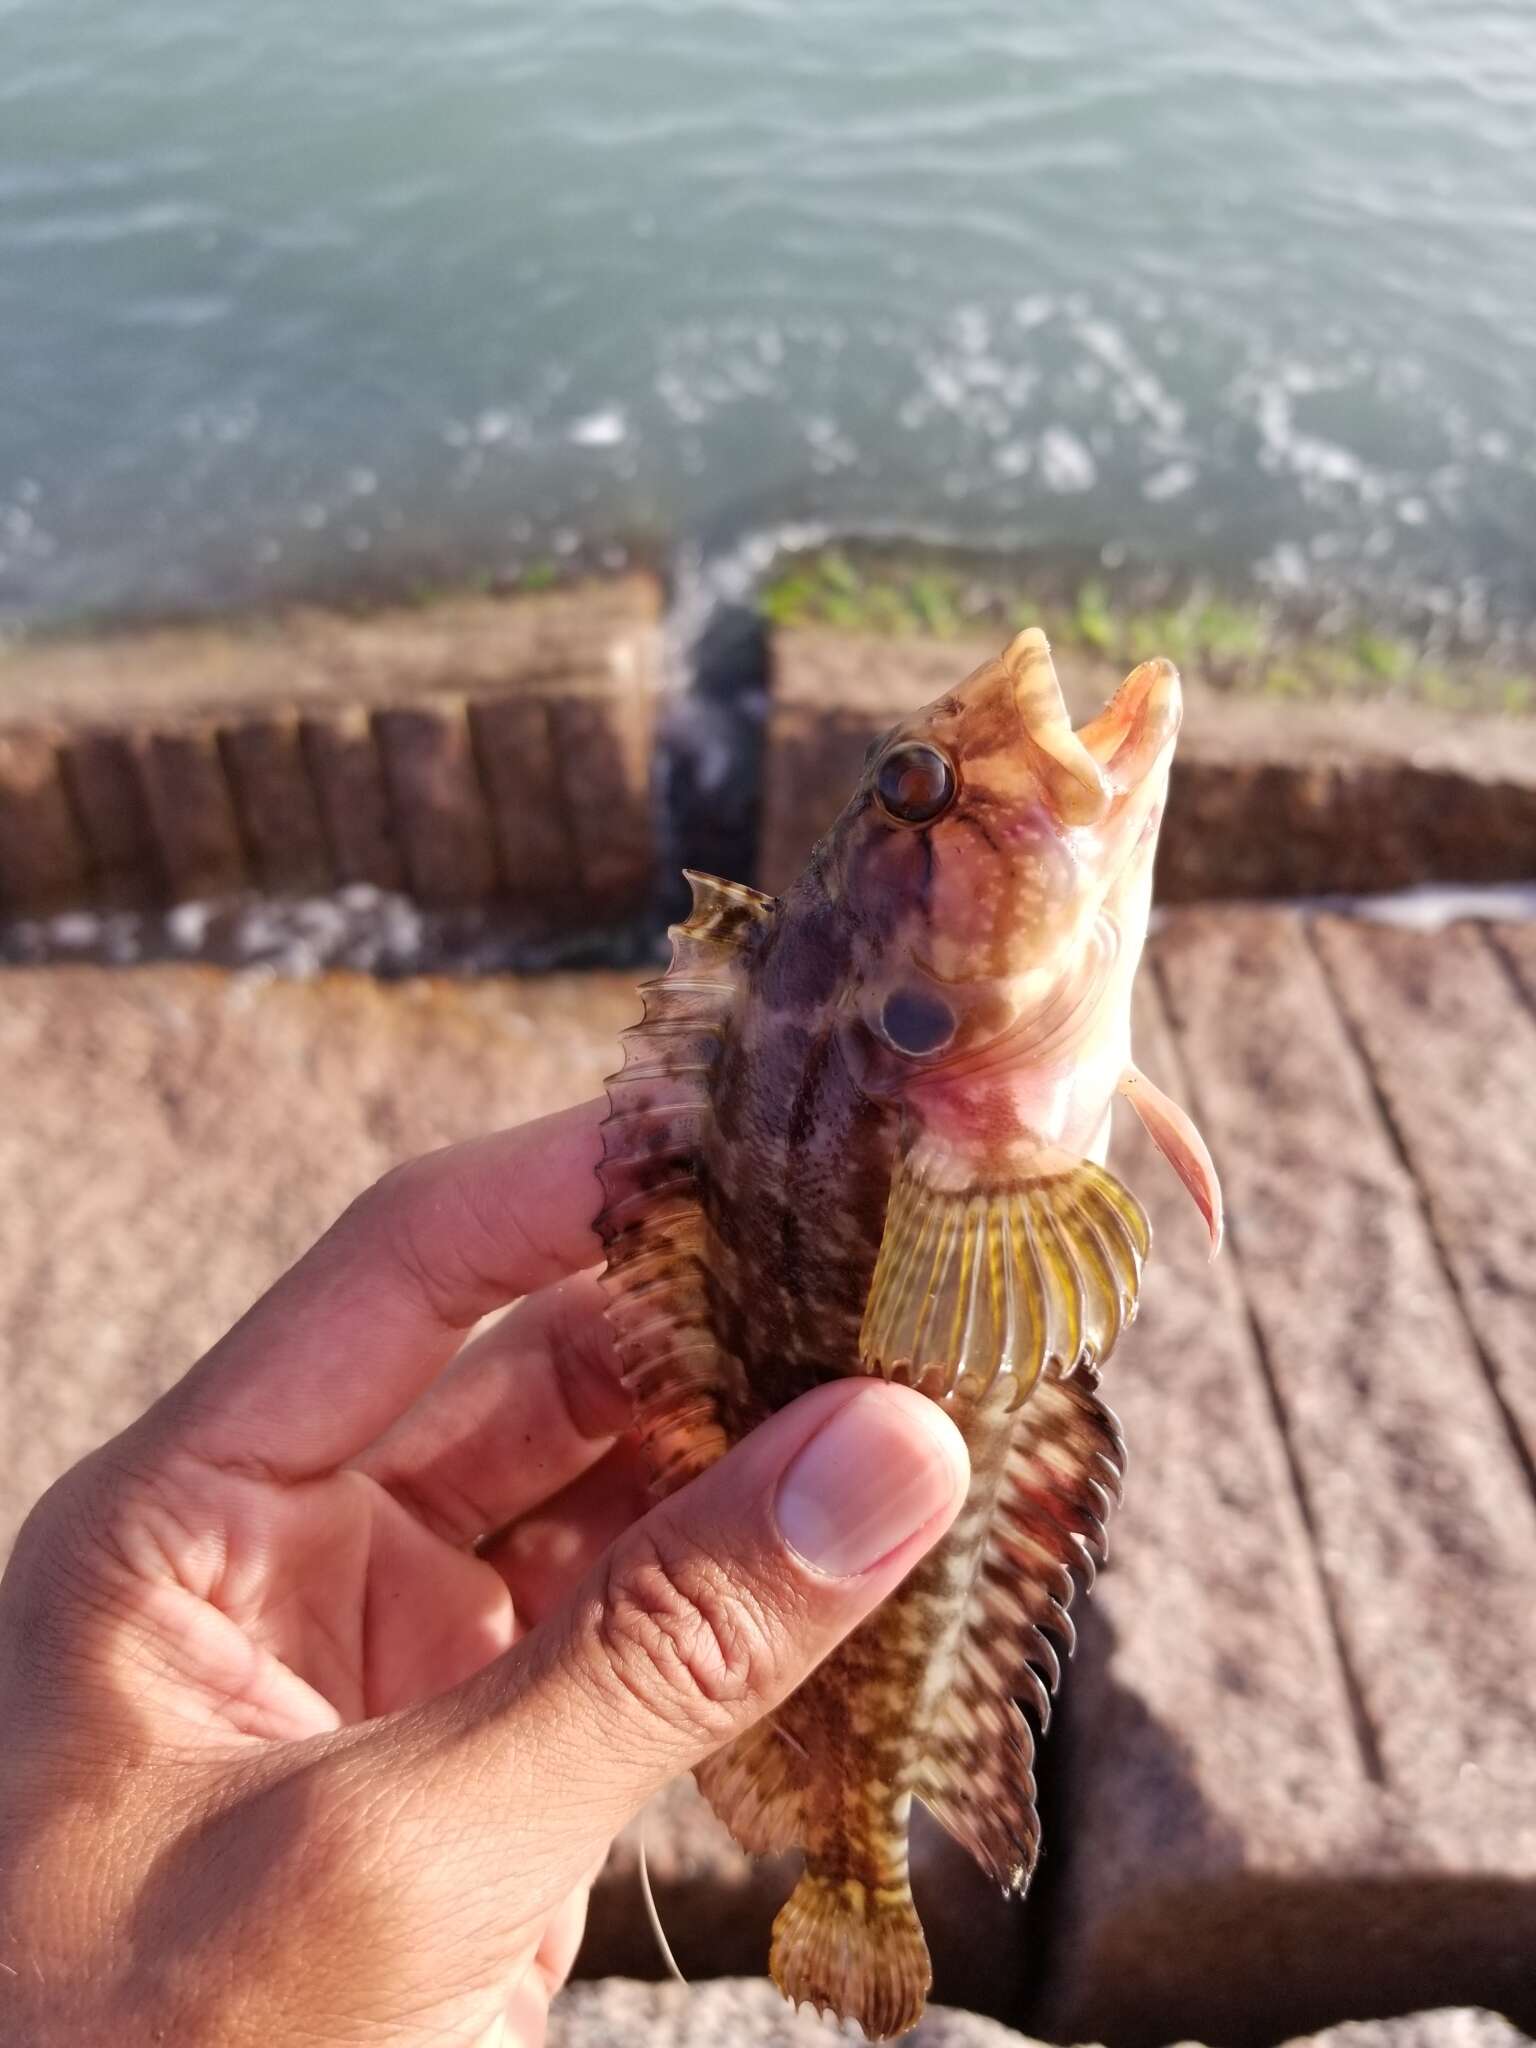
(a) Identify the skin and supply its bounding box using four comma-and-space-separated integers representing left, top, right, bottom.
0, 1103, 972, 2048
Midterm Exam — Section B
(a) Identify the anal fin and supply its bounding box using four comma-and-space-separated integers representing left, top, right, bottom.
917, 1365, 1126, 1894
694, 1715, 807, 1855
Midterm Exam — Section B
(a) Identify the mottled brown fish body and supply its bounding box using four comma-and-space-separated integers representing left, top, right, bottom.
763, 1389, 1018, 2035
597, 630, 1220, 2038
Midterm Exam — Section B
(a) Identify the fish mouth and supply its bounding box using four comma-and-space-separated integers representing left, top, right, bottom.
1077, 654, 1182, 799
1001, 628, 1109, 827
1000, 628, 1181, 822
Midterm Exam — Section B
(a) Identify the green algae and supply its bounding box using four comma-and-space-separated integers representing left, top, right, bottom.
757, 544, 1531, 715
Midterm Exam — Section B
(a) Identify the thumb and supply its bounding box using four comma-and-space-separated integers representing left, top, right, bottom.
399, 1377, 968, 1911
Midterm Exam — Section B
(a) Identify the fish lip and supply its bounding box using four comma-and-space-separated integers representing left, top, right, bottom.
1076, 656, 1183, 798
1002, 627, 1111, 827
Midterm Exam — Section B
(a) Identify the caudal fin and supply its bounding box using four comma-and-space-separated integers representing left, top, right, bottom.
769, 1868, 931, 2040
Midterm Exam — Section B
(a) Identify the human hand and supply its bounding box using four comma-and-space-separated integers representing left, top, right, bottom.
0, 1101, 968, 2046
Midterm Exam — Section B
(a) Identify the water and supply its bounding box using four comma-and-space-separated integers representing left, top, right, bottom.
3, 0, 1535, 636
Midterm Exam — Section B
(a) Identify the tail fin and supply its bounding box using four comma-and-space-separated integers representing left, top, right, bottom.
769, 1867, 931, 2040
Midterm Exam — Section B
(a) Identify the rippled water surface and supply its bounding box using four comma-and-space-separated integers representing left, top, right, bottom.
3, 0, 1534, 629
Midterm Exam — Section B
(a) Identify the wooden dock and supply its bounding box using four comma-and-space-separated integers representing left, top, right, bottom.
1, 907, 1532, 2043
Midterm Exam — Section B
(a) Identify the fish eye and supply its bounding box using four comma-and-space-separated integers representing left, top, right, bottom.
873, 742, 956, 826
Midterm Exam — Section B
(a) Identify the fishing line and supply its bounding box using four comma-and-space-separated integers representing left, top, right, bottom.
638, 1818, 688, 1987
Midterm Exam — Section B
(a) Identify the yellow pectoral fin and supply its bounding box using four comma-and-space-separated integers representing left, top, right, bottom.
1118, 1063, 1224, 1255
858, 1135, 1150, 1407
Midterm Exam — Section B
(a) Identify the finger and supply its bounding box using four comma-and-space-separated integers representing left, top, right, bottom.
481, 1438, 653, 1630
145, 1101, 607, 1481
501, 1976, 552, 2048
355, 1274, 629, 1546
357, 1491, 517, 1717
378, 1378, 969, 1917
531, 1881, 591, 2002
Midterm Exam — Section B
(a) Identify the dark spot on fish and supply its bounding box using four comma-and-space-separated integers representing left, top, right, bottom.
711, 1033, 751, 1143
917, 829, 936, 893
959, 684, 1020, 759
785, 1025, 836, 1155
758, 896, 852, 1011
843, 825, 928, 944
964, 805, 1002, 857
881, 988, 956, 1057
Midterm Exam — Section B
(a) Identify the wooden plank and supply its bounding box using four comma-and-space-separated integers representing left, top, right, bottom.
60, 729, 165, 906
1313, 916, 1536, 1481
374, 701, 500, 906
1125, 909, 1536, 2038
220, 714, 332, 893
1153, 913, 1536, 1882
550, 689, 654, 913
134, 725, 249, 898
1489, 919, 1536, 1017
0, 729, 93, 914
468, 697, 573, 904
300, 705, 404, 892
1043, 972, 1369, 2045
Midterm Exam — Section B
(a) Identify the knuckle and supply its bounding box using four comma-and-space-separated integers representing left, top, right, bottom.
593, 1527, 777, 1742
359, 1147, 543, 1328
356, 1153, 472, 1328
359, 1151, 436, 1224
4, 1458, 138, 1657
545, 1285, 629, 1439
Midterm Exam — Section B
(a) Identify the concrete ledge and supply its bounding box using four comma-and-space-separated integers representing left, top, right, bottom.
758, 629, 1536, 900
7, 607, 1535, 924
0, 578, 662, 919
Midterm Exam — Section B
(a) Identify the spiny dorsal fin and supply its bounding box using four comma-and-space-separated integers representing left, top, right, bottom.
676, 868, 774, 953
596, 872, 773, 1496
916, 1365, 1125, 1892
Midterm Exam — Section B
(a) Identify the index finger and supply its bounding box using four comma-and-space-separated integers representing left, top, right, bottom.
147, 1099, 608, 1481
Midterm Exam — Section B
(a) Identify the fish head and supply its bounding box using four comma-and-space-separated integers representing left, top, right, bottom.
830, 627, 1180, 1083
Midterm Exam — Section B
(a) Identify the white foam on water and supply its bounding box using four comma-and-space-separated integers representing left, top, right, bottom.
1039, 427, 1097, 494
1143, 460, 1197, 502
569, 408, 628, 449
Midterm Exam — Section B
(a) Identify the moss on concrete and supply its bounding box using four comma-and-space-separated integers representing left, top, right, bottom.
760, 546, 1534, 715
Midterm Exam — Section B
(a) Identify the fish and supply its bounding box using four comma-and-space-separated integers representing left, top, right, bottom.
595, 626, 1222, 2040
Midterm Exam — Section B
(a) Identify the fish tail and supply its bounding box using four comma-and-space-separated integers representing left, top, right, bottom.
769, 1866, 931, 2040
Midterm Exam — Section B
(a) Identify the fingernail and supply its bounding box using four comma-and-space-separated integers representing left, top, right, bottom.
774, 1386, 966, 1578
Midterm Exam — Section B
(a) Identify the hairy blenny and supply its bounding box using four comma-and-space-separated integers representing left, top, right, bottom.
595, 629, 1222, 2039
